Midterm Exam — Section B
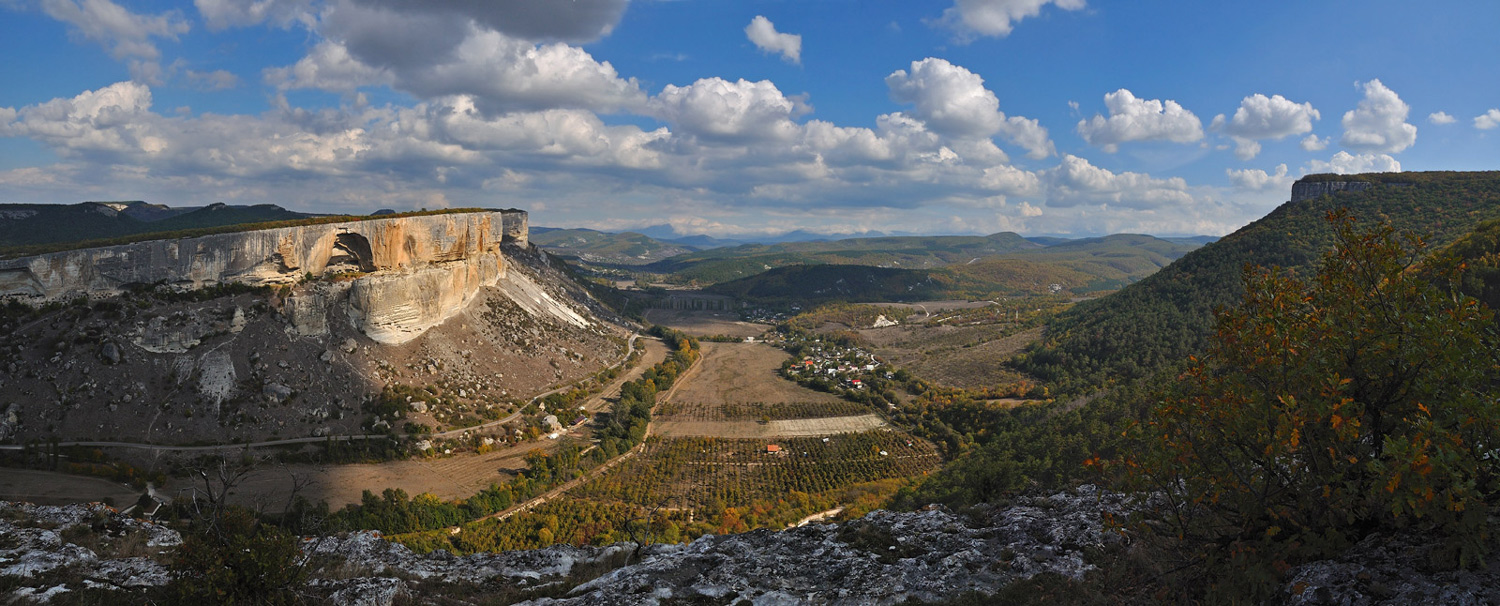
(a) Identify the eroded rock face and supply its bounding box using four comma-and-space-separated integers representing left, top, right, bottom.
1286, 179, 1420, 203
1, 210, 527, 346
0, 210, 525, 301
1290, 180, 1375, 202
347, 250, 504, 345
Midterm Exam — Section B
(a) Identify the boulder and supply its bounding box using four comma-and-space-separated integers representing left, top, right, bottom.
263, 383, 294, 402
98, 342, 121, 365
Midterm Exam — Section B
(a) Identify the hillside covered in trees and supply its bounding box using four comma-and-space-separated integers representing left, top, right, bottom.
0, 201, 312, 248
1015, 171, 1500, 395
638, 231, 1203, 289
699, 233, 1203, 304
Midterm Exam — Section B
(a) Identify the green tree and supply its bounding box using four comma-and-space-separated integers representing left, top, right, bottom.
1127, 211, 1500, 597
167, 507, 307, 605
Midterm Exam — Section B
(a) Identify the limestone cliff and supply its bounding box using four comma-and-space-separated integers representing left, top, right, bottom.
0, 210, 526, 345
1289, 180, 1374, 202
0, 210, 525, 298
1289, 179, 1413, 202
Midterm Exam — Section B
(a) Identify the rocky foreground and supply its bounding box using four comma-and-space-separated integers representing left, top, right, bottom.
3, 486, 1499, 604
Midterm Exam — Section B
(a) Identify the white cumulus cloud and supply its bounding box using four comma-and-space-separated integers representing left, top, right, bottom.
1475, 109, 1500, 130
264, 40, 392, 92
997, 116, 1054, 160
1045, 154, 1192, 209
745, 16, 801, 64
649, 78, 806, 143
1300, 134, 1328, 151
1076, 88, 1203, 153
1428, 111, 1456, 125
353, 0, 628, 43
265, 0, 645, 115
1210, 93, 1319, 160
935, 0, 1086, 40
1, 81, 166, 156
40, 0, 191, 83
1339, 79, 1417, 154
885, 58, 1053, 158
1226, 163, 1292, 192
1306, 151, 1401, 175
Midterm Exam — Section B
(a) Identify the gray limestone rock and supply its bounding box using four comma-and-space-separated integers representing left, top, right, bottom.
1282, 529, 1500, 605
263, 382, 294, 402
98, 342, 121, 365
0, 404, 19, 441
0, 502, 177, 600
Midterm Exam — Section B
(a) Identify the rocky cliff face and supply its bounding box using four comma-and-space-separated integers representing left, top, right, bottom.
0, 211, 635, 448
1290, 180, 1374, 202
1289, 180, 1415, 202
0, 210, 525, 345
0, 210, 524, 299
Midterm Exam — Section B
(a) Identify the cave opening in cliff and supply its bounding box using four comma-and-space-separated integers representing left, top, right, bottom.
328, 232, 376, 274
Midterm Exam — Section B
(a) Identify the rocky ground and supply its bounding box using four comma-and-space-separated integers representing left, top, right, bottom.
0, 501, 179, 603
7, 485, 1494, 605
0, 244, 629, 453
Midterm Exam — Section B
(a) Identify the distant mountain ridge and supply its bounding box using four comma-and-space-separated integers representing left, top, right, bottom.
529, 227, 697, 265
0, 201, 315, 248
648, 231, 1205, 287
701, 232, 1204, 303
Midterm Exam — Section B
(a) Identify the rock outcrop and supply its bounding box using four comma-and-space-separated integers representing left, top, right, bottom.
0, 210, 524, 300
346, 247, 504, 343
5, 488, 1498, 605
1290, 180, 1375, 202
0, 502, 180, 599
1289, 180, 1414, 203
0, 210, 527, 345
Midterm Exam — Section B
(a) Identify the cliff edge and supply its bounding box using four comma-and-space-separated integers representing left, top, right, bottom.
0, 210, 528, 344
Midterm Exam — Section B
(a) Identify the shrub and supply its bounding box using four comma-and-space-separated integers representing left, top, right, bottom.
1125, 211, 1500, 597
166, 507, 307, 605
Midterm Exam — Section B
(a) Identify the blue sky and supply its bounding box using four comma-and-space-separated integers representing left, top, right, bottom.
1, 0, 1497, 237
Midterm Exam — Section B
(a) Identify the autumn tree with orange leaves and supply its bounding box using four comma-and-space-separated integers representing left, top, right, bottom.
1126, 211, 1500, 595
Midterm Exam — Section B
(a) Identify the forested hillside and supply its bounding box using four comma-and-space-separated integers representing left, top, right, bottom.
648, 232, 1040, 284
530, 227, 696, 264
700, 233, 1201, 303
0, 201, 312, 248
1015, 171, 1500, 395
